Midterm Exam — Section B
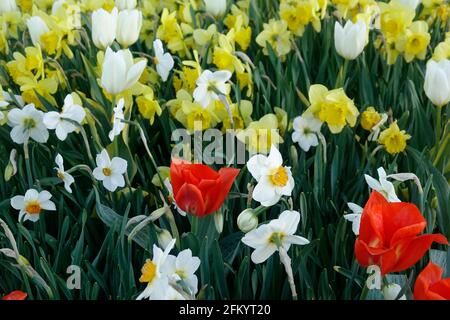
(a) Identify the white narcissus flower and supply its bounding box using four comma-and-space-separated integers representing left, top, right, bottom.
137, 239, 185, 300
43, 94, 86, 141
108, 98, 126, 141
291, 115, 322, 152
247, 145, 295, 207
10, 189, 56, 223
343, 202, 363, 236
193, 70, 231, 108
163, 249, 201, 295
116, 9, 142, 48
382, 283, 407, 300
163, 178, 186, 216
204, 0, 227, 17
153, 39, 174, 82
242, 210, 309, 264
101, 47, 147, 95
424, 59, 450, 107
91, 7, 118, 50
93, 149, 128, 192
0, 0, 18, 13
364, 167, 400, 202
55, 154, 75, 193
334, 19, 368, 60
116, 0, 136, 10
26, 16, 49, 47
7, 104, 49, 144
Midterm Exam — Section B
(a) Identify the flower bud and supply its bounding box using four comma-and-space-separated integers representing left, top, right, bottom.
204, 0, 227, 18
116, 9, 142, 48
382, 283, 406, 300
156, 228, 173, 250
91, 7, 118, 50
237, 208, 258, 233
334, 19, 368, 60
424, 59, 450, 108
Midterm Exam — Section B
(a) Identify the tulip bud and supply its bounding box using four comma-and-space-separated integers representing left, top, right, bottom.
204, 0, 227, 18
116, 0, 137, 10
26, 16, 50, 47
382, 283, 406, 300
0, 0, 17, 13
91, 7, 118, 50
156, 228, 173, 250
237, 208, 258, 233
334, 19, 368, 60
116, 9, 142, 48
424, 59, 450, 107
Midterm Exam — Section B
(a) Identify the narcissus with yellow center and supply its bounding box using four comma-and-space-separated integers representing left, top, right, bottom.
378, 122, 411, 154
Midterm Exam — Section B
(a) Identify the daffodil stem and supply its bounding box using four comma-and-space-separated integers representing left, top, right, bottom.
79, 125, 95, 166
435, 106, 442, 154
23, 140, 33, 188
278, 246, 298, 300
335, 59, 349, 88
165, 209, 180, 249
433, 132, 449, 168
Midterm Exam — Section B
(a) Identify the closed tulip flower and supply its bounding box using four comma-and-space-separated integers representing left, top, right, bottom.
334, 19, 368, 60
101, 47, 147, 95
116, 9, 142, 48
0, 0, 18, 13
169, 158, 239, 217
424, 59, 450, 107
116, 0, 136, 10
91, 7, 118, 50
204, 0, 227, 18
414, 262, 450, 300
355, 191, 448, 275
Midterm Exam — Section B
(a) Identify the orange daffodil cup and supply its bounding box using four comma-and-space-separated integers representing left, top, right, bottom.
355, 191, 448, 276
169, 159, 239, 217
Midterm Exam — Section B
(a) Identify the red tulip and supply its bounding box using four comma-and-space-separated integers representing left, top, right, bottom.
355, 191, 448, 275
414, 262, 450, 300
2, 290, 27, 300
170, 158, 239, 217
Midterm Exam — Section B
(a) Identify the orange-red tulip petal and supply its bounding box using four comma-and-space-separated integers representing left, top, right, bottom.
414, 262, 450, 300
2, 290, 27, 300
355, 191, 448, 275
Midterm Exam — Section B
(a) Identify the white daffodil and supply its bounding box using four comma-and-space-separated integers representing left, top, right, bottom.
92, 149, 128, 192
7, 104, 49, 144
10, 189, 56, 223
137, 239, 184, 300
153, 39, 174, 82
366, 265, 381, 290
55, 154, 75, 193
163, 249, 201, 295
101, 47, 147, 95
364, 167, 400, 202
193, 70, 231, 108
242, 210, 309, 264
343, 202, 363, 236
43, 94, 86, 141
108, 98, 126, 141
164, 178, 186, 216
247, 145, 295, 207
291, 115, 322, 152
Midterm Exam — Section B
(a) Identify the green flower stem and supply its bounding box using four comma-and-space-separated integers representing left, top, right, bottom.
165, 208, 181, 249
433, 132, 449, 168
79, 125, 95, 166
435, 106, 442, 153
335, 59, 349, 88
23, 140, 33, 188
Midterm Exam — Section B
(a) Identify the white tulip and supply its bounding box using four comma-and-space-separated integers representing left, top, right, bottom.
424, 59, 450, 107
115, 0, 137, 10
0, 0, 18, 13
204, 0, 227, 18
334, 19, 368, 60
91, 7, 118, 50
116, 9, 142, 48
153, 39, 174, 82
27, 16, 49, 47
101, 47, 147, 95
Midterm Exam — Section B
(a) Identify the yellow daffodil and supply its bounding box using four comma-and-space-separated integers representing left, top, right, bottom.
256, 19, 292, 59
360, 107, 381, 131
136, 88, 162, 125
304, 84, 359, 134
379, 1, 415, 43
378, 122, 411, 154
213, 30, 245, 73
396, 21, 430, 62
